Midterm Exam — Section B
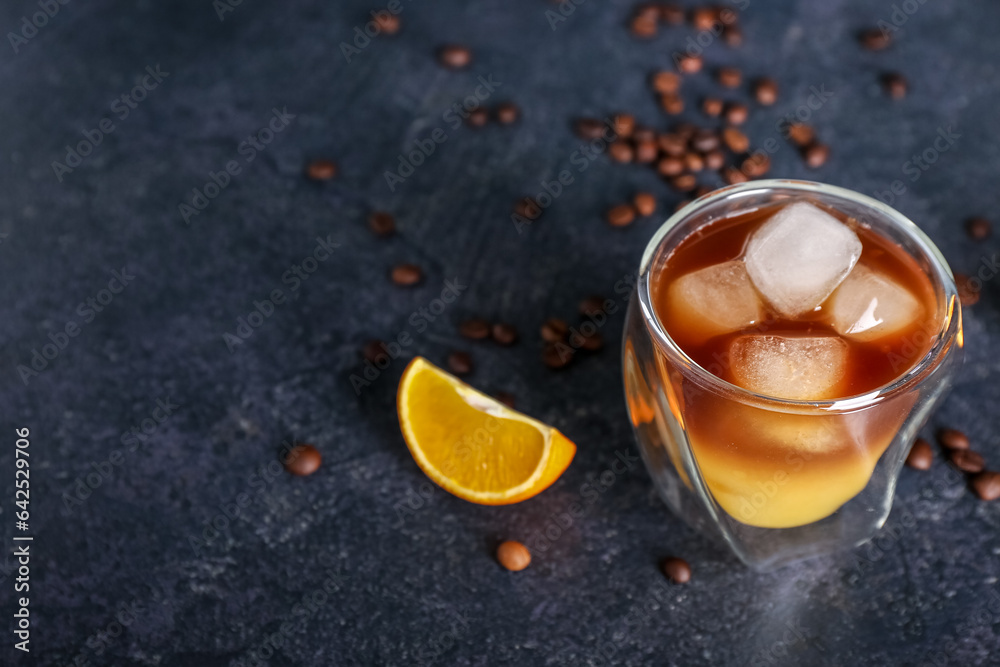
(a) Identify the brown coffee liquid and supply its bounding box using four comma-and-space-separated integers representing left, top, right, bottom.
651, 201, 938, 397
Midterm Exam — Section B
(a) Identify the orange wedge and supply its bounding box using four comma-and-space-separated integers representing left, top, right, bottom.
397, 357, 576, 505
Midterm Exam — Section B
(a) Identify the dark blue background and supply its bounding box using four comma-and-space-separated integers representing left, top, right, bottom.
0, 0, 998, 665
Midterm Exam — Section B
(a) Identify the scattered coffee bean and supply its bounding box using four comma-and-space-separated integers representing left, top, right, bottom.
580, 295, 606, 317
724, 102, 748, 126
438, 44, 472, 68
305, 159, 337, 181
938, 428, 970, 451
950, 449, 985, 474
459, 318, 491, 340
741, 154, 770, 178
374, 12, 401, 35
661, 557, 691, 583
702, 97, 724, 117
684, 152, 705, 172
368, 211, 396, 237
905, 438, 933, 470
671, 174, 697, 192
717, 67, 742, 88
575, 117, 607, 139
786, 123, 815, 147
971, 471, 1000, 501
703, 149, 725, 170
660, 3, 685, 25
955, 273, 980, 306
722, 166, 749, 185
580, 331, 604, 352
881, 72, 907, 99
860, 28, 891, 51
722, 127, 749, 153
632, 126, 656, 143
285, 444, 322, 477
492, 323, 518, 346
753, 78, 778, 105
802, 143, 830, 168
673, 122, 697, 139
611, 113, 636, 138
634, 139, 659, 164
634, 192, 656, 217
690, 129, 720, 153
494, 392, 516, 409
690, 7, 717, 31
466, 107, 489, 127
677, 54, 703, 74
496, 540, 531, 571
362, 339, 388, 364
542, 342, 573, 369
541, 318, 569, 342
658, 133, 686, 156
651, 70, 681, 94
391, 263, 423, 286
966, 217, 992, 241
659, 94, 684, 115
447, 350, 473, 375
722, 24, 742, 47
630, 11, 658, 39
658, 156, 684, 177
495, 102, 520, 125
607, 204, 637, 227
609, 141, 635, 163
515, 197, 542, 220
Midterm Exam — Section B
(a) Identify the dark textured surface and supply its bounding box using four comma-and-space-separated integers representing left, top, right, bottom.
1, 0, 999, 665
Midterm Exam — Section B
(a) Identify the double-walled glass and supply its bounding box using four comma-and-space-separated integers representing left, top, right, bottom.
622, 180, 963, 570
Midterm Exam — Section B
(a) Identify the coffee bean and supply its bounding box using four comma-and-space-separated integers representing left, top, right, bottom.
785, 123, 815, 147
938, 428, 970, 450
515, 197, 542, 220
494, 391, 516, 409
496, 540, 531, 571
673, 122, 697, 139
285, 444, 322, 477
802, 143, 829, 168
690, 129, 720, 153
955, 273, 980, 306
703, 150, 725, 170
541, 317, 569, 342
651, 70, 681, 94
966, 217, 992, 241
630, 13, 658, 39
447, 350, 473, 375
632, 126, 656, 143
607, 204, 637, 227
690, 7, 717, 31
466, 107, 489, 127
722, 24, 742, 47
661, 557, 691, 583
368, 211, 396, 237
722, 166, 748, 185
611, 113, 636, 139
860, 28, 891, 51
950, 449, 985, 474
741, 154, 770, 178
391, 263, 422, 286
438, 44, 472, 68
579, 295, 606, 317
684, 152, 705, 173
657, 133, 686, 156
580, 331, 604, 352
881, 72, 907, 99
542, 342, 574, 369
609, 141, 635, 163
659, 3, 685, 25
906, 438, 933, 470
657, 156, 684, 177
374, 12, 401, 35
677, 54, 703, 74
722, 127, 749, 153
634, 192, 656, 217
575, 117, 607, 139
495, 102, 520, 125
660, 94, 684, 115
362, 339, 388, 364
459, 318, 491, 340
634, 139, 659, 164
724, 102, 748, 126
671, 174, 697, 192
492, 323, 518, 346
717, 67, 742, 88
971, 471, 1000, 501
305, 159, 337, 181
702, 97, 723, 117
753, 78, 778, 106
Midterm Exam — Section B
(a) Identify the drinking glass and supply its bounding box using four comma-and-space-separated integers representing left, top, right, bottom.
622, 180, 963, 570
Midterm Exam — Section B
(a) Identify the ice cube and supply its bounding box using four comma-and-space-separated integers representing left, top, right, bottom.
664, 260, 764, 340
745, 202, 862, 317
728, 334, 849, 400
828, 264, 923, 342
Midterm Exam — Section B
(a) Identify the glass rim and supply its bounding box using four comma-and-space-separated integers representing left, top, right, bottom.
637, 179, 962, 413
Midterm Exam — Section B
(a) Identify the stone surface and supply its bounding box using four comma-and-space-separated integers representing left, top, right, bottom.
0, 0, 998, 665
